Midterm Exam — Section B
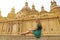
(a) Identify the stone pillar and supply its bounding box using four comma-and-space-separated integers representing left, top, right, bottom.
17, 21, 20, 34
7, 21, 13, 34
0, 22, 3, 34
58, 17, 60, 34
21, 21, 26, 32
20, 21, 23, 33
20, 21, 22, 33
2, 22, 9, 34
1, 22, 4, 34
12, 22, 17, 35
10, 22, 13, 34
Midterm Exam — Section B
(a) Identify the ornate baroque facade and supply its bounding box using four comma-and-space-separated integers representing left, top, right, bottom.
0, 0, 60, 36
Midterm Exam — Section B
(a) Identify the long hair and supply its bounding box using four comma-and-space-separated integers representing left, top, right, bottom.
36, 18, 42, 30
37, 24, 42, 30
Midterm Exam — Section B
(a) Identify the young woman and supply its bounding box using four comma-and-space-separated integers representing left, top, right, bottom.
21, 19, 42, 38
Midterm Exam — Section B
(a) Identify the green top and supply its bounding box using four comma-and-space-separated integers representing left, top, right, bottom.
32, 24, 42, 38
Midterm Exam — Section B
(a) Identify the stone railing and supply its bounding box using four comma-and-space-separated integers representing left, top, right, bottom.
0, 35, 60, 40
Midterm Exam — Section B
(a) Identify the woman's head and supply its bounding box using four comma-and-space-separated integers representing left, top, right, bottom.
36, 18, 40, 24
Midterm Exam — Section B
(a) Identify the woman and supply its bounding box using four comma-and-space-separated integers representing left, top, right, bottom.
21, 19, 42, 38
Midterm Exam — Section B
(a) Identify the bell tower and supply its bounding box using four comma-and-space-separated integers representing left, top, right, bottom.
41, 6, 45, 12
50, 0, 57, 9
7, 7, 16, 19
10, 7, 15, 14
32, 4, 35, 10
25, 0, 28, 6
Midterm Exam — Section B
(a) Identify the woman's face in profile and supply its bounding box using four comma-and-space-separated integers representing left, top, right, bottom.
36, 20, 40, 24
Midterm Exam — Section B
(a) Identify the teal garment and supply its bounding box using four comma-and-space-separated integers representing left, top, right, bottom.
32, 30, 42, 38
37, 24, 40, 27
32, 24, 42, 38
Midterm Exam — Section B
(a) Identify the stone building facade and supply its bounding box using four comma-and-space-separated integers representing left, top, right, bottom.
0, 0, 60, 38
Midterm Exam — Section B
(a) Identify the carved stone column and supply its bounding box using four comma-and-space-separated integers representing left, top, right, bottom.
1, 22, 4, 34
7, 21, 13, 34
17, 20, 20, 34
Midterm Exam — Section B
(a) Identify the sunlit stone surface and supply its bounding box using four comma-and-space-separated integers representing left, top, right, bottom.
0, 0, 60, 40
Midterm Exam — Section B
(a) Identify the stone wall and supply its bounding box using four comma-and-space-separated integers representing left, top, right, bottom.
0, 18, 60, 35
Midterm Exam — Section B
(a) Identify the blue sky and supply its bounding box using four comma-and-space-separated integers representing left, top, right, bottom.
0, 0, 60, 17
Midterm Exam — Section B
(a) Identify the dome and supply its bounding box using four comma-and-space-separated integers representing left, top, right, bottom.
18, 2, 31, 15
40, 10, 48, 13
21, 6, 31, 12
21, 2, 31, 12
29, 4, 39, 15
29, 10, 39, 15
40, 6, 48, 13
